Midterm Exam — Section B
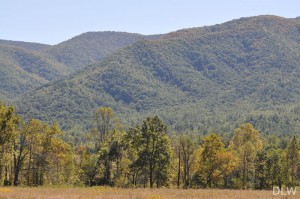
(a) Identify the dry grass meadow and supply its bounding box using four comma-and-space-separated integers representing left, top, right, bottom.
0, 187, 299, 199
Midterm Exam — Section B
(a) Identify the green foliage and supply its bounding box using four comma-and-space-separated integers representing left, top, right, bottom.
176, 134, 198, 188
285, 136, 300, 187
230, 123, 262, 189
194, 134, 237, 188
2, 16, 300, 190
125, 116, 173, 188
0, 40, 50, 51
11, 16, 300, 141
0, 104, 74, 186
0, 104, 299, 189
0, 104, 19, 185
45, 32, 160, 70
0, 32, 154, 100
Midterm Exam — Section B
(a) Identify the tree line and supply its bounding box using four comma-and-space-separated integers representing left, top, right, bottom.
0, 104, 299, 189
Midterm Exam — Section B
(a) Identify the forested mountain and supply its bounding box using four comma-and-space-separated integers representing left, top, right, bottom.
0, 39, 50, 51
0, 32, 157, 100
0, 44, 68, 100
44, 31, 161, 70
14, 15, 300, 137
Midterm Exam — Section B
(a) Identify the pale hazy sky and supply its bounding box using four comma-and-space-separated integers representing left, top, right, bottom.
1, 0, 299, 45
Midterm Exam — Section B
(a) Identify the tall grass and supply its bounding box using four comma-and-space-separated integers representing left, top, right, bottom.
0, 187, 298, 199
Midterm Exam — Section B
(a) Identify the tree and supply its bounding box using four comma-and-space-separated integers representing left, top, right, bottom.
123, 127, 140, 187
26, 122, 73, 186
78, 149, 98, 186
23, 119, 45, 186
229, 123, 262, 189
94, 107, 116, 143
285, 136, 299, 187
13, 119, 38, 186
46, 136, 74, 185
254, 150, 267, 190
127, 116, 173, 188
265, 148, 283, 189
0, 104, 19, 185
96, 130, 124, 186
93, 108, 124, 186
179, 134, 197, 188
196, 133, 237, 188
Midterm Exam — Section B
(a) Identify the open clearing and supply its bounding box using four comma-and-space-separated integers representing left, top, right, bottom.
0, 187, 299, 199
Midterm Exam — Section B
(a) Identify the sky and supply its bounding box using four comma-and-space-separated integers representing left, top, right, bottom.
0, 0, 299, 45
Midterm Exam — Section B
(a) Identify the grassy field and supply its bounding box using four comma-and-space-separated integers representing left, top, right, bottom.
0, 187, 299, 199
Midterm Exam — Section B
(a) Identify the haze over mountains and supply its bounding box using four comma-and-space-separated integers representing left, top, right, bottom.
2, 15, 300, 139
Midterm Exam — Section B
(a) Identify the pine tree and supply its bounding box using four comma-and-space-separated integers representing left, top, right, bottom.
126, 116, 173, 188
286, 136, 299, 187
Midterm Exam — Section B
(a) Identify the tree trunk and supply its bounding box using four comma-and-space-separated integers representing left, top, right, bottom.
242, 154, 246, 189
13, 157, 22, 186
149, 162, 154, 188
27, 147, 32, 186
177, 150, 181, 188
13, 167, 20, 186
143, 167, 147, 188
0, 153, 3, 186
13, 150, 24, 186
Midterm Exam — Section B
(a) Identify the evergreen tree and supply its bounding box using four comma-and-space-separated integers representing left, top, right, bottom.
286, 136, 299, 187
126, 116, 173, 188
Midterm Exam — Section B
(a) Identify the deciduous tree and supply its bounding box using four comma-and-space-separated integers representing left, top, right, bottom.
230, 123, 262, 189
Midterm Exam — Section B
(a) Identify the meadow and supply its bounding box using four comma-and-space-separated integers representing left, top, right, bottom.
0, 187, 299, 199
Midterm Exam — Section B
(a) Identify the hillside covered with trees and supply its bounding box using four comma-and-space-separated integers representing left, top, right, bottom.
1, 14, 300, 189
0, 32, 157, 100
11, 15, 300, 140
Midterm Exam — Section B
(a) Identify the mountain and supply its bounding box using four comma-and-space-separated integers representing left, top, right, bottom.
0, 39, 50, 51
15, 15, 300, 137
0, 44, 69, 100
44, 31, 161, 70
0, 32, 159, 100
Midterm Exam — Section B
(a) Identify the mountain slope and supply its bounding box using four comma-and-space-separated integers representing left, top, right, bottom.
0, 32, 159, 100
0, 39, 50, 51
15, 15, 300, 136
0, 44, 69, 100
44, 31, 161, 70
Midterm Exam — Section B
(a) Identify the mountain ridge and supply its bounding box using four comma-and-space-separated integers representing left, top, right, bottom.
0, 39, 50, 51
0, 31, 159, 100
13, 15, 300, 138
43, 31, 161, 70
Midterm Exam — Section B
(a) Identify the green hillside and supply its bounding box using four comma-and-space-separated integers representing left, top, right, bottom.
0, 32, 158, 100
0, 45, 69, 100
44, 31, 161, 70
15, 15, 300, 138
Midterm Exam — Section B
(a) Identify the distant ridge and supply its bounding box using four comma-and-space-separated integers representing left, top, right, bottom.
0, 39, 50, 51
0, 32, 158, 100
44, 31, 161, 70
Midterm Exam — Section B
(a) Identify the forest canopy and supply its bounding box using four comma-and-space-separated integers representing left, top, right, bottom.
0, 104, 299, 190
